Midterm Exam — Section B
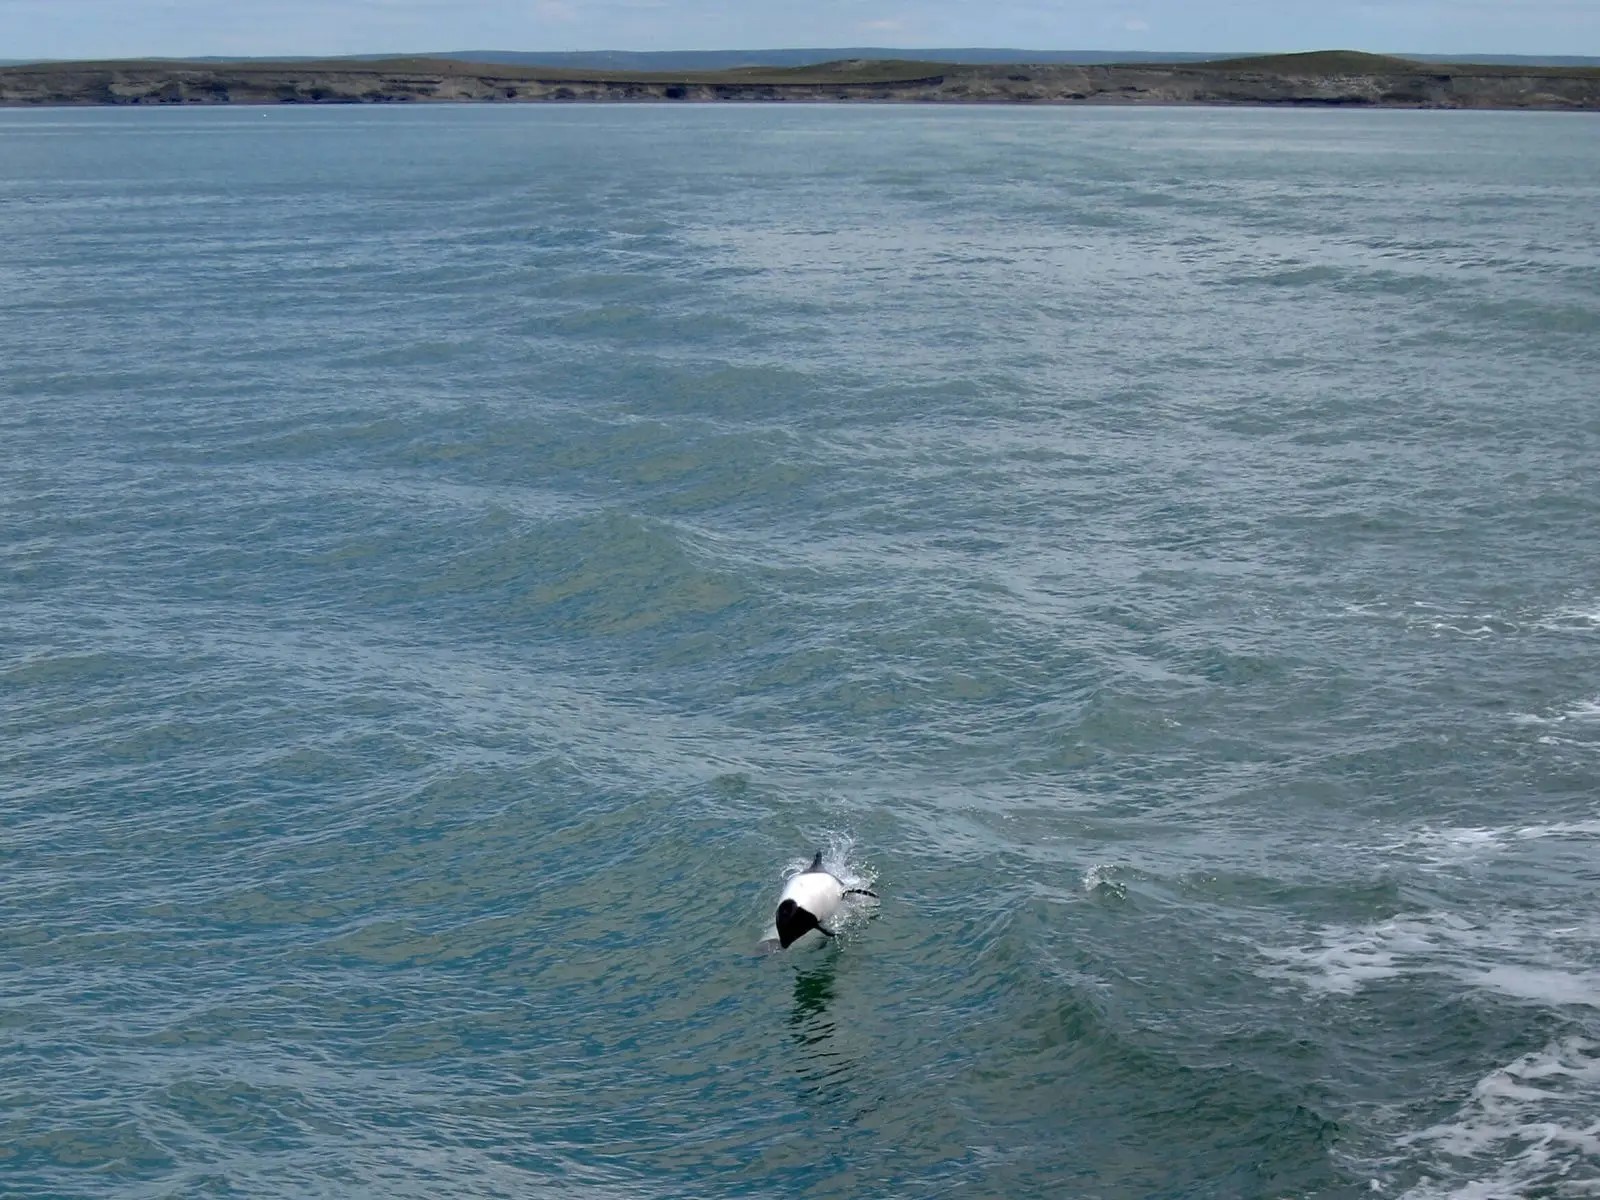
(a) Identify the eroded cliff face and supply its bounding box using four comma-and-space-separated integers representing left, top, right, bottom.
0, 63, 947, 105
926, 64, 1600, 108
2, 60, 1598, 110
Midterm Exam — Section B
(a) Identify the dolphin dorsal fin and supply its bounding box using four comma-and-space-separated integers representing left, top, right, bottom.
807, 851, 824, 873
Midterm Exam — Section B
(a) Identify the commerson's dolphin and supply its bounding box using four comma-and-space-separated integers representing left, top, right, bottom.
774, 851, 878, 949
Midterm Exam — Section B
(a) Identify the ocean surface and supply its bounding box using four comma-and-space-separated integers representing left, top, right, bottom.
2, 102, 1598, 1200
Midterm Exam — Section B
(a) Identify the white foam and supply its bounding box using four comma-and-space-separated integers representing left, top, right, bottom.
1512, 699, 1600, 728
1350, 596, 1600, 644
1511, 818, 1600, 842
1533, 604, 1600, 632
1402, 600, 1527, 639
1402, 826, 1508, 865
1259, 912, 1600, 1008
1396, 817, 1600, 871
1435, 828, 1502, 848
1258, 918, 1421, 994
1396, 1039, 1600, 1199
1509, 695, 1600, 753
1466, 966, 1600, 1009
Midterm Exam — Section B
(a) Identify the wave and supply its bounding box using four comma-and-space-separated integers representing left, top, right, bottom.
1392, 817, 1600, 871
1394, 1038, 1600, 1199
1258, 911, 1600, 1009
1341, 596, 1600, 642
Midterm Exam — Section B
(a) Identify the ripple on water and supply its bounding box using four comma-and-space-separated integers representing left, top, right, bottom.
2, 105, 1598, 1200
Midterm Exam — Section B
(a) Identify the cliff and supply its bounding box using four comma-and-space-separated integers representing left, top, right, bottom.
2, 51, 1598, 110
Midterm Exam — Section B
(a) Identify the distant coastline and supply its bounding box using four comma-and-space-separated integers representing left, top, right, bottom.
3, 51, 1599, 110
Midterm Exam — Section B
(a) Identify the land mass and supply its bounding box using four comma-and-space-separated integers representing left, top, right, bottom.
3, 51, 1598, 110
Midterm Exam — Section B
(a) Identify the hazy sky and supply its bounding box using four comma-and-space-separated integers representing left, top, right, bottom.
5, 0, 1597, 60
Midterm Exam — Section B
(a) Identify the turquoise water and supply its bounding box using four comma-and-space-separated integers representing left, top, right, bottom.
2, 103, 1598, 1199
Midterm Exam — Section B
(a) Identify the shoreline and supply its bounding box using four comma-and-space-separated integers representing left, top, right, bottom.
3, 54, 1599, 111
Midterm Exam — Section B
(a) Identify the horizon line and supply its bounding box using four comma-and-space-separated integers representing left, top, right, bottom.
6, 45, 1600, 63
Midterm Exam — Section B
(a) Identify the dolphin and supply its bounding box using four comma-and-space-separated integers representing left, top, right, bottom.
773, 851, 878, 949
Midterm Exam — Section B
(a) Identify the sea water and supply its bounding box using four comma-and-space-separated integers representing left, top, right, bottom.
2, 103, 1598, 1199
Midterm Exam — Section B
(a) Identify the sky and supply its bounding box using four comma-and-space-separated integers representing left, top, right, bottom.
3, 0, 1597, 61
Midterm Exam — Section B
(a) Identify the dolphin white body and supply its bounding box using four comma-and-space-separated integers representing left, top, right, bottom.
770, 851, 876, 950
780, 869, 845, 925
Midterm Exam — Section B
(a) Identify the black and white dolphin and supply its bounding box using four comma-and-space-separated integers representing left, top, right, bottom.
773, 851, 878, 949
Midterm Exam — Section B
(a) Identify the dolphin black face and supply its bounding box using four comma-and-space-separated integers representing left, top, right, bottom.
775, 898, 820, 949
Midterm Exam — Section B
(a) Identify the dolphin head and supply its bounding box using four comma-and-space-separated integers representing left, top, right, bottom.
775, 898, 820, 949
